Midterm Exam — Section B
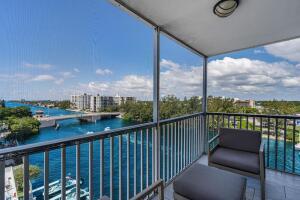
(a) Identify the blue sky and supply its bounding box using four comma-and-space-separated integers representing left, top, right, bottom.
0, 0, 299, 100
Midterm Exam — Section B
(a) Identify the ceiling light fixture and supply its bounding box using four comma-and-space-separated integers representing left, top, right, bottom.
214, 0, 239, 17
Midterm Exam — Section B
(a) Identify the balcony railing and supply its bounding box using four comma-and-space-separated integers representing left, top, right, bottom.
0, 113, 204, 200
207, 112, 300, 175
2, 112, 298, 199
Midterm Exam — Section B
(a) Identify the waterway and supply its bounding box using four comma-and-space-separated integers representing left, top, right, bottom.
5, 102, 142, 199
4, 102, 300, 199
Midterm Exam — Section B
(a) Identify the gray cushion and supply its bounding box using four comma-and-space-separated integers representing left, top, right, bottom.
210, 147, 260, 174
173, 164, 246, 200
219, 128, 261, 153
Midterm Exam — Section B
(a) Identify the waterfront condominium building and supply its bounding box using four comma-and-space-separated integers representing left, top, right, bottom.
90, 94, 136, 112
72, 94, 136, 112
113, 94, 136, 106
70, 93, 92, 111
90, 95, 114, 112
234, 99, 256, 108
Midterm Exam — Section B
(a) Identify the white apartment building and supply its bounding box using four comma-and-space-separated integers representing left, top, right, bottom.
113, 94, 136, 106
90, 94, 136, 112
90, 95, 115, 112
70, 93, 92, 111
72, 94, 136, 112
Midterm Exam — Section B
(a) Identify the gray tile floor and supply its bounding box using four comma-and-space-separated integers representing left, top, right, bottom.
162, 155, 300, 200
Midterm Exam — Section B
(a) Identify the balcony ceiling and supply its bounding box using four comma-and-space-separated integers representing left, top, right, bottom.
111, 0, 300, 57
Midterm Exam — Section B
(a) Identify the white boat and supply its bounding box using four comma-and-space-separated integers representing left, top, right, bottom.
86, 131, 94, 135
104, 127, 111, 131
49, 187, 89, 200
295, 143, 300, 151
33, 176, 82, 199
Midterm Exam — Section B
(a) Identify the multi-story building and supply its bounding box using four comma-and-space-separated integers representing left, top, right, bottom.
72, 94, 136, 112
90, 95, 115, 112
234, 99, 255, 108
70, 93, 92, 111
113, 94, 136, 106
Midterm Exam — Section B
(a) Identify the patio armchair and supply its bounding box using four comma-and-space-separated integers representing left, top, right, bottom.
208, 128, 265, 200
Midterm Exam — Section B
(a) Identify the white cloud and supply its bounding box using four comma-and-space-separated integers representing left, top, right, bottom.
30, 75, 64, 85
160, 59, 180, 70
60, 71, 75, 78
54, 78, 64, 85
207, 57, 299, 95
78, 75, 152, 99
282, 77, 300, 87
87, 82, 110, 92
71, 57, 300, 100
114, 75, 152, 97
31, 75, 56, 81
0, 73, 30, 81
23, 61, 53, 69
265, 38, 300, 62
73, 68, 80, 73
95, 68, 113, 75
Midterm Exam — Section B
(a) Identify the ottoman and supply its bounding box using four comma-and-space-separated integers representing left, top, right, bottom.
173, 164, 246, 200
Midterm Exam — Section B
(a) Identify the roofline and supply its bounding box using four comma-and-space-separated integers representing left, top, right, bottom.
110, 0, 300, 59
110, 0, 207, 58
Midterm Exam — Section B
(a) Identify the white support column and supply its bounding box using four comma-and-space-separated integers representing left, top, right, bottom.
202, 56, 208, 153
153, 26, 160, 181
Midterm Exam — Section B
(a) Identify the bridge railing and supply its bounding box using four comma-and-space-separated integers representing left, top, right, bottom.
0, 113, 205, 200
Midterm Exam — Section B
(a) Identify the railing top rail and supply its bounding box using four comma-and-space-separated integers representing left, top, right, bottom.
0, 112, 203, 160
160, 112, 203, 124
0, 122, 156, 160
207, 112, 300, 119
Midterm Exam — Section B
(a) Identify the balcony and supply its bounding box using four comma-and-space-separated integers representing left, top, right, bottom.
1, 0, 300, 200
1, 112, 300, 199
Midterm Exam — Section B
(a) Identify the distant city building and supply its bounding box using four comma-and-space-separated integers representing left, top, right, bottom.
113, 94, 136, 106
70, 93, 92, 111
72, 94, 136, 111
234, 99, 255, 108
90, 95, 114, 112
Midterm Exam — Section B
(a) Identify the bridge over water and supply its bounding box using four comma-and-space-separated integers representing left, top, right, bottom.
38, 112, 121, 128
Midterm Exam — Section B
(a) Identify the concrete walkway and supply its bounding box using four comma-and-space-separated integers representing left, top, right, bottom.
5, 166, 18, 200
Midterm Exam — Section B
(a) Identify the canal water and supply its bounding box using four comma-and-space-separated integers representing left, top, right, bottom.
6, 102, 149, 199
4, 102, 300, 199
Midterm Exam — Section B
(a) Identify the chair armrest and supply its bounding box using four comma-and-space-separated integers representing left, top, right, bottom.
259, 141, 265, 178
208, 134, 220, 162
208, 134, 219, 145
259, 141, 264, 154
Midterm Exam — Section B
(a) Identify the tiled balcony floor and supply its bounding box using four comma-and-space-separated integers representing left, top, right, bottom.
162, 155, 300, 200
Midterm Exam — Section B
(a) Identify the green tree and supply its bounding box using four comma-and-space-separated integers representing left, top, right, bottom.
7, 117, 40, 139
160, 95, 183, 119
54, 100, 71, 109
0, 106, 32, 120
261, 100, 297, 115
208, 96, 238, 113
121, 101, 152, 122
14, 165, 40, 195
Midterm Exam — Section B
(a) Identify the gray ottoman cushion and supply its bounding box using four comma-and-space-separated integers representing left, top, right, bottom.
173, 164, 246, 200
